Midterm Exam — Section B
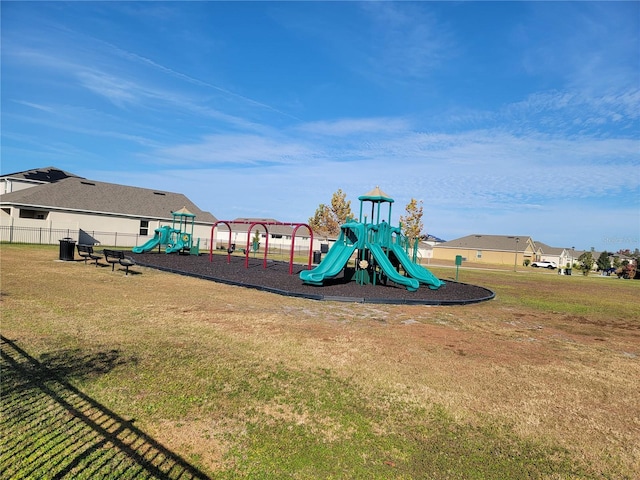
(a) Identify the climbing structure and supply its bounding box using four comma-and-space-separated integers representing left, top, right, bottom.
166, 207, 200, 255
300, 187, 445, 291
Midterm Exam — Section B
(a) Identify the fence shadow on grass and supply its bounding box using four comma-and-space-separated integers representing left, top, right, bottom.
0, 335, 211, 479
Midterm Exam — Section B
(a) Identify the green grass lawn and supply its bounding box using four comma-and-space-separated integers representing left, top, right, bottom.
2, 244, 639, 479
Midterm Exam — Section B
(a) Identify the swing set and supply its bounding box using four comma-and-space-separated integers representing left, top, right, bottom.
209, 220, 314, 275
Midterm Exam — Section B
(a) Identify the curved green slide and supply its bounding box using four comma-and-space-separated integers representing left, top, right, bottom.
390, 244, 446, 290
368, 243, 419, 292
300, 242, 357, 286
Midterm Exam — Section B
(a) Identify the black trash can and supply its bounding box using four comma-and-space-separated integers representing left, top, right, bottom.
313, 251, 322, 264
320, 243, 329, 254
59, 238, 76, 261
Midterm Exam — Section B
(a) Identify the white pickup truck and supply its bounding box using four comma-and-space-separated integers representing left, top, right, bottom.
531, 261, 557, 269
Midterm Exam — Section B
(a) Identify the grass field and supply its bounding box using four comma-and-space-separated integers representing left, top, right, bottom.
2, 244, 639, 479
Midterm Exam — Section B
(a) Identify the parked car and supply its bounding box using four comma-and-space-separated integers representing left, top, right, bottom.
531, 261, 557, 269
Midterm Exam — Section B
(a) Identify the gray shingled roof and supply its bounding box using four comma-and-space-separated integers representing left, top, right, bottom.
0, 177, 216, 223
1, 166, 83, 183
535, 242, 566, 255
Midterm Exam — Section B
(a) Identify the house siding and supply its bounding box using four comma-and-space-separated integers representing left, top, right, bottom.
432, 247, 533, 265
432, 235, 537, 266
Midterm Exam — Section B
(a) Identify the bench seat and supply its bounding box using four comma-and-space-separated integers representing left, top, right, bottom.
77, 244, 102, 266
103, 249, 136, 275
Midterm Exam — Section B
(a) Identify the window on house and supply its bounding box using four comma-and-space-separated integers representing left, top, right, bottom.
19, 209, 47, 220
476, 250, 482, 259
140, 220, 149, 236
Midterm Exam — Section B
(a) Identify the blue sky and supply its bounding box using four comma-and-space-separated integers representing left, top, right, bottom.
2, 1, 639, 252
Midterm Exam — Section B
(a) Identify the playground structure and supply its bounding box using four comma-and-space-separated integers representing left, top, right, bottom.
209, 220, 314, 275
300, 187, 446, 292
132, 207, 200, 255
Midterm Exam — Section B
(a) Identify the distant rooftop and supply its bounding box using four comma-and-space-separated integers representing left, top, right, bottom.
1, 166, 83, 183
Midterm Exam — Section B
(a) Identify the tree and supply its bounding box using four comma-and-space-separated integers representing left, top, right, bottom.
308, 189, 353, 238
596, 251, 611, 272
252, 228, 261, 251
399, 198, 424, 248
578, 251, 595, 276
330, 189, 353, 226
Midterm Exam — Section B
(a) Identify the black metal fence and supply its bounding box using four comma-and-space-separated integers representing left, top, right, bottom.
0, 226, 79, 245
1, 225, 317, 254
0, 226, 194, 248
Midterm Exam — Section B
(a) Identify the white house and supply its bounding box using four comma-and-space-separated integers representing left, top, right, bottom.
533, 242, 570, 268
1, 167, 217, 247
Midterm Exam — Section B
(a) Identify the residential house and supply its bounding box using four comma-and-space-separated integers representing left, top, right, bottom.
533, 242, 571, 268
1, 167, 217, 247
432, 234, 537, 266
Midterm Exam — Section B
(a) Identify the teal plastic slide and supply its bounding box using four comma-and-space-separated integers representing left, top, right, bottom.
299, 242, 357, 286
132, 236, 160, 253
368, 243, 420, 292
132, 226, 173, 253
390, 244, 446, 290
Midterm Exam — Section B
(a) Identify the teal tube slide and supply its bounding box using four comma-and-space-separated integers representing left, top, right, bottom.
390, 244, 446, 290
368, 243, 419, 292
300, 242, 357, 285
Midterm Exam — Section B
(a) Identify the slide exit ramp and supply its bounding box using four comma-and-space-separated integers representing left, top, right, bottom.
300, 242, 357, 285
368, 243, 419, 292
390, 244, 445, 290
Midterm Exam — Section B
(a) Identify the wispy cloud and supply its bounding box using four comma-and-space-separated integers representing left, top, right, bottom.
94, 36, 299, 120
297, 117, 410, 137
146, 133, 314, 167
359, 2, 456, 80
519, 2, 639, 91
4, 23, 297, 125
77, 70, 140, 108
503, 89, 640, 133
135, 115, 638, 212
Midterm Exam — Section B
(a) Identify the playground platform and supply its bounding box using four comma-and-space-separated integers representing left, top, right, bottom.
133, 252, 494, 306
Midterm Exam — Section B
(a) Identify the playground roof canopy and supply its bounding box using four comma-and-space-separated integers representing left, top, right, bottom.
173, 206, 196, 217
358, 186, 394, 203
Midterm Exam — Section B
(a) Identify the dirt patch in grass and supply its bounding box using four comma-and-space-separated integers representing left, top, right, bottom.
2, 245, 639, 478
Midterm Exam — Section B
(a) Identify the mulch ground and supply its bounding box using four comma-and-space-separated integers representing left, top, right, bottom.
132, 251, 495, 305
